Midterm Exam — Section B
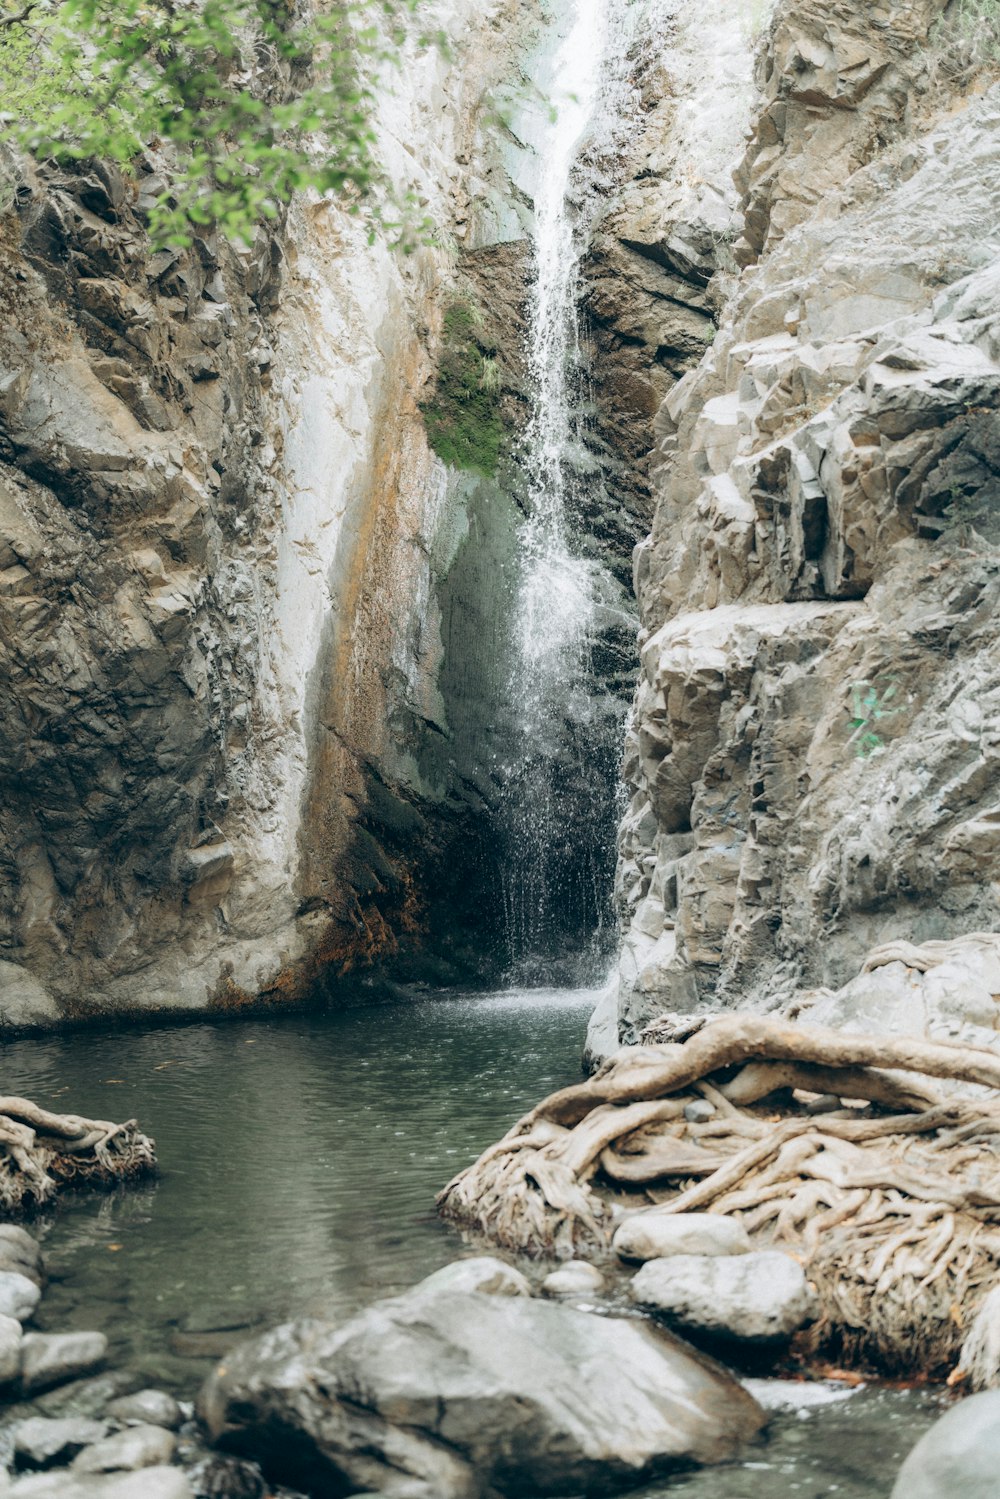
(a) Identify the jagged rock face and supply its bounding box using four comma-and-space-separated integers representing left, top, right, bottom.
581, 11, 756, 580
612, 0, 1000, 1042
0, 157, 287, 1019
0, 2, 543, 1023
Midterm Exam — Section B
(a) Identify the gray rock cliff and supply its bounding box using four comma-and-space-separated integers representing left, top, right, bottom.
603, 0, 1000, 1051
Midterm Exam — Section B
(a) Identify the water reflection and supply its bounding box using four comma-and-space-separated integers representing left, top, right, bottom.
2, 987, 598, 1386
2, 988, 946, 1494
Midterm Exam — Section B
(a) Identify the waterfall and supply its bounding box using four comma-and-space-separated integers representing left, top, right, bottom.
496, 0, 659, 982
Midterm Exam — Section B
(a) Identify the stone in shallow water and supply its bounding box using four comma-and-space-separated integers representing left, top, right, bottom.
614, 1210, 752, 1264
413, 1256, 531, 1298
199, 1271, 766, 1498
7, 1466, 194, 1498
631, 1250, 818, 1344
71, 1423, 177, 1473
13, 1416, 109, 1469
891, 1390, 1000, 1499
0, 1275, 40, 1323
541, 1261, 605, 1297
20, 1332, 108, 1394
104, 1390, 182, 1431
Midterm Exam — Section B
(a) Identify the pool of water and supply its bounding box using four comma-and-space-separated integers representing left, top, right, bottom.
1, 987, 946, 1495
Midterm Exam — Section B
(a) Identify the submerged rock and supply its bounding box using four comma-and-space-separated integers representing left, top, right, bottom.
891, 1391, 1000, 1498
33, 1370, 139, 1420
631, 1250, 818, 1344
199, 1271, 766, 1498
614, 1210, 751, 1263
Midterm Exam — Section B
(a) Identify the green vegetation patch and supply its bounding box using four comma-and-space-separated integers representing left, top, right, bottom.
930, 0, 1000, 65
0, 0, 440, 247
421, 298, 506, 478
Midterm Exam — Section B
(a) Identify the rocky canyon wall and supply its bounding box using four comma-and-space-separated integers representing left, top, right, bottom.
593, 0, 1000, 1061
0, 0, 556, 1025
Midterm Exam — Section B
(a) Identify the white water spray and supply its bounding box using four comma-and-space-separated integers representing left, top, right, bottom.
516, 0, 607, 685
498, 0, 663, 976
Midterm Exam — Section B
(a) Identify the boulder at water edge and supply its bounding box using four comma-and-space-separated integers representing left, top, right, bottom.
199, 1264, 766, 1498
631, 1250, 818, 1344
891, 1391, 1000, 1499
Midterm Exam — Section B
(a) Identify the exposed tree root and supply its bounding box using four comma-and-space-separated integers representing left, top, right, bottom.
437, 1016, 1000, 1371
0, 1097, 156, 1213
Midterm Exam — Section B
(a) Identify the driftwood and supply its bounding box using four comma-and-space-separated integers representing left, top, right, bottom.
0, 1096, 156, 1212
438, 1016, 1000, 1372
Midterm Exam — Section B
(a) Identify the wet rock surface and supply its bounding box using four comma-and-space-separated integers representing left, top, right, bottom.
199, 1269, 767, 1498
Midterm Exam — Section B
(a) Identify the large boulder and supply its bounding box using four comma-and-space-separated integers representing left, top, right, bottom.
891, 1391, 1000, 1498
199, 1273, 766, 1498
631, 1250, 818, 1344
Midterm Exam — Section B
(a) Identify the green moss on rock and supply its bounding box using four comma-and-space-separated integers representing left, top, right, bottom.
421, 298, 507, 477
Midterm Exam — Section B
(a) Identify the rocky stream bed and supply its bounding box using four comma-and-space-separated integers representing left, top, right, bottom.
0, 991, 992, 1499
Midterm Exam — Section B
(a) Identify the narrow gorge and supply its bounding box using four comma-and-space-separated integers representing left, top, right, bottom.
0, 0, 999, 1495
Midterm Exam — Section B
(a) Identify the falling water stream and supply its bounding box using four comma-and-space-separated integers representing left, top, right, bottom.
497, 0, 646, 978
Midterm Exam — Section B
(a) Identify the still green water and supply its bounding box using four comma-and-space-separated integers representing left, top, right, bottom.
1, 988, 945, 1496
